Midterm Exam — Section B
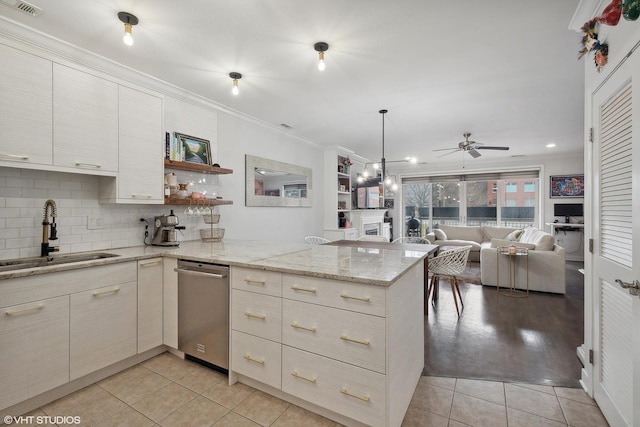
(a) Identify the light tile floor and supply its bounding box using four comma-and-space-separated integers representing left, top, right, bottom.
16, 352, 609, 427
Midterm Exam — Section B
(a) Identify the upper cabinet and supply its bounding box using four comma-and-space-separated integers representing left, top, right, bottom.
0, 43, 53, 167
100, 86, 164, 203
53, 64, 119, 173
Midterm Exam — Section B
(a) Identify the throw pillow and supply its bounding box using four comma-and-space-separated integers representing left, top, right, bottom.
505, 229, 524, 241
433, 229, 447, 240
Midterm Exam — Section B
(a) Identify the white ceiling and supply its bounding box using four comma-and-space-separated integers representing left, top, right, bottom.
0, 0, 585, 164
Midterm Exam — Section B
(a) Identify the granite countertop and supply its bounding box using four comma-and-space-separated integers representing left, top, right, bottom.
0, 239, 429, 286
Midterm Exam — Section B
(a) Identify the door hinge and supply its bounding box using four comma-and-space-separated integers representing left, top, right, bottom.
589, 238, 594, 253
589, 128, 594, 143
589, 349, 594, 364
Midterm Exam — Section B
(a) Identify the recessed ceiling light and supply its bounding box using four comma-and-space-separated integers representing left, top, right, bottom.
546, 143, 556, 148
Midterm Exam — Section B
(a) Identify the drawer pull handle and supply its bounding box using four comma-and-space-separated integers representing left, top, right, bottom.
244, 311, 266, 320
75, 162, 102, 168
291, 285, 317, 293
340, 334, 370, 346
243, 354, 265, 364
340, 293, 370, 302
131, 194, 152, 198
5, 303, 44, 316
291, 371, 317, 383
291, 322, 316, 333
140, 260, 162, 267
340, 388, 370, 402
0, 152, 29, 160
93, 287, 120, 297
244, 278, 266, 286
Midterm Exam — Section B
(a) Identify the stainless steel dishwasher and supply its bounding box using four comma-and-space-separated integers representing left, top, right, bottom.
176, 259, 229, 371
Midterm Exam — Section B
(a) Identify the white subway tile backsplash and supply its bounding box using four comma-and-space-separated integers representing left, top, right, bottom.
0, 187, 23, 197
6, 178, 34, 188
0, 167, 207, 258
21, 188, 49, 198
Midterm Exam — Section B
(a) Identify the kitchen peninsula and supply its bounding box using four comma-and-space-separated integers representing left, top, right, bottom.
0, 240, 427, 427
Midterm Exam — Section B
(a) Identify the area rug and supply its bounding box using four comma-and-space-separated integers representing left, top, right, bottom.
458, 261, 481, 285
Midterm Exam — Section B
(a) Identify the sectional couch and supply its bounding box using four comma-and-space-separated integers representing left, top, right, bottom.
425, 224, 566, 294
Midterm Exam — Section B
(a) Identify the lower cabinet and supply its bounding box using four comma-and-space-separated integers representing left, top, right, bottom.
231, 330, 281, 389
163, 257, 178, 349
230, 266, 424, 427
70, 281, 137, 380
0, 296, 69, 410
138, 258, 164, 353
282, 346, 386, 427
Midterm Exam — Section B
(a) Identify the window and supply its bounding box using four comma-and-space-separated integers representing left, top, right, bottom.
401, 169, 539, 235
505, 183, 518, 193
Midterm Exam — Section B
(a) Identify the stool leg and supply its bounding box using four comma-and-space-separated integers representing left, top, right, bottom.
449, 277, 461, 317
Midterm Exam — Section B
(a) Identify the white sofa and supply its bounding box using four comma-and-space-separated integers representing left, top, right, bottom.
426, 225, 566, 294
425, 225, 519, 262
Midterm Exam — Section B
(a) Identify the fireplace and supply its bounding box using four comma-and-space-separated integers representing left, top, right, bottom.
363, 222, 381, 236
350, 210, 386, 239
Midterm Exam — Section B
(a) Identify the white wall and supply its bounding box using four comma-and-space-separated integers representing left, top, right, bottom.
216, 113, 323, 241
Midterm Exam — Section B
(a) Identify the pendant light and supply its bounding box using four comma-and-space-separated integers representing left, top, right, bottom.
117, 12, 138, 47
360, 109, 417, 190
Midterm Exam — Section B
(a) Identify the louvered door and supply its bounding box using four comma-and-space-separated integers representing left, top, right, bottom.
591, 47, 640, 427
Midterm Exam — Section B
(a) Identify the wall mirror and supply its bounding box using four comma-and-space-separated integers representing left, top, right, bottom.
245, 155, 312, 207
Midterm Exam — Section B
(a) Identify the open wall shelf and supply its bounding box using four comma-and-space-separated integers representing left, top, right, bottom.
164, 159, 233, 174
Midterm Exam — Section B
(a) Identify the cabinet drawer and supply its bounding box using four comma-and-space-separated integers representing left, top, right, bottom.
70, 281, 137, 380
231, 331, 281, 390
282, 299, 386, 374
231, 267, 282, 297
283, 274, 386, 317
0, 295, 69, 410
231, 289, 281, 342
282, 346, 386, 427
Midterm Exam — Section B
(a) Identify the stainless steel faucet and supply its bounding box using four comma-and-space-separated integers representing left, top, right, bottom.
41, 199, 59, 257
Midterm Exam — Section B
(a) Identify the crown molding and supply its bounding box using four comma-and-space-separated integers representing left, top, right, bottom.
569, 0, 606, 31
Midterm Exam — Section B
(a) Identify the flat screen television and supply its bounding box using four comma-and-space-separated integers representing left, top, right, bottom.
554, 203, 583, 222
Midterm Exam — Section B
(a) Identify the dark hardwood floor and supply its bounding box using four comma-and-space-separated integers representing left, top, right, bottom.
424, 261, 584, 388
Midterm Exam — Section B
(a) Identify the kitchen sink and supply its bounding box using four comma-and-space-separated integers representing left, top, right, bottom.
0, 252, 120, 272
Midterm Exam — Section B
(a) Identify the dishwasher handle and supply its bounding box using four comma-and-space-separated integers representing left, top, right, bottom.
174, 267, 227, 279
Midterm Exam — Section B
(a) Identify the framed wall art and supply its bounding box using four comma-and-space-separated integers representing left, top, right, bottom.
550, 174, 584, 198
175, 133, 212, 165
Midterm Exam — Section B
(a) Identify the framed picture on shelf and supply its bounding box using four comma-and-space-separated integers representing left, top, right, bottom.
175, 133, 212, 165
550, 174, 585, 198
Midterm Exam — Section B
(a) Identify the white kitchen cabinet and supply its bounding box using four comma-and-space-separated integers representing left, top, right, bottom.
230, 265, 424, 427
0, 43, 53, 167
70, 281, 137, 380
282, 346, 386, 427
53, 63, 118, 173
138, 258, 164, 353
0, 295, 69, 410
163, 257, 178, 349
232, 289, 282, 343
100, 86, 163, 203
231, 330, 282, 389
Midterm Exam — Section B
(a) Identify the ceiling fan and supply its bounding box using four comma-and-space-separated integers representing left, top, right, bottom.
434, 132, 510, 158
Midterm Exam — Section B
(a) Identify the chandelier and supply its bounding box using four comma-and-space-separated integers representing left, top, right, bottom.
358, 109, 417, 191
